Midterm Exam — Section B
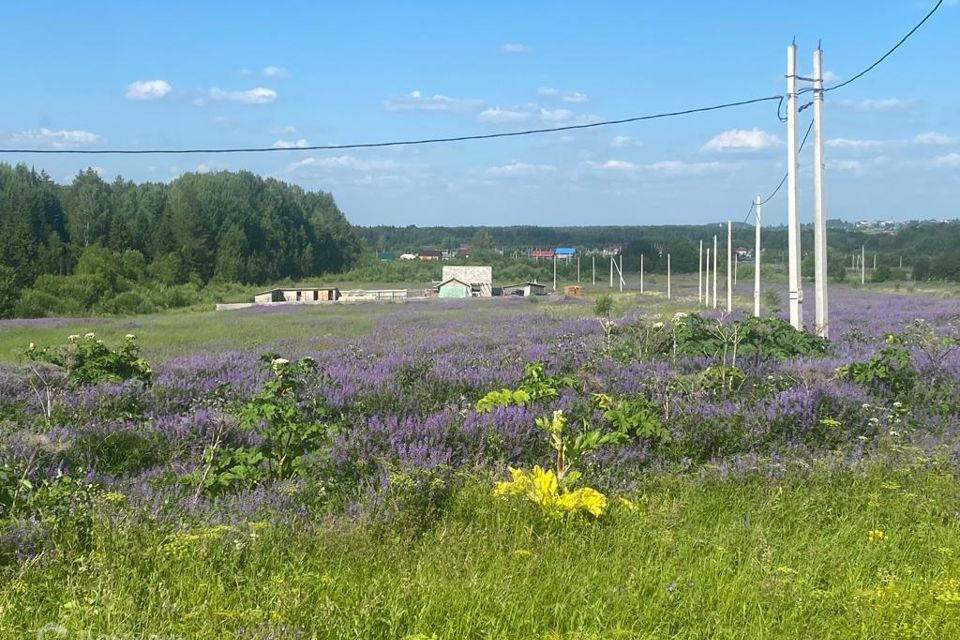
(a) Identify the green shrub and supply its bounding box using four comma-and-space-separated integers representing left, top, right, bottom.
25, 333, 152, 386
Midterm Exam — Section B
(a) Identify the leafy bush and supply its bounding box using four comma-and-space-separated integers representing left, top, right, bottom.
475, 361, 572, 412
594, 294, 614, 318
837, 339, 916, 399
25, 333, 152, 386
230, 356, 336, 483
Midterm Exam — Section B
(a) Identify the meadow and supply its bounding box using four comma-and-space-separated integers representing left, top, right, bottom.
1, 279, 959, 639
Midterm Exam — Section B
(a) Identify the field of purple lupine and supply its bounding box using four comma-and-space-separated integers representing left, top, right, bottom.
1, 288, 959, 565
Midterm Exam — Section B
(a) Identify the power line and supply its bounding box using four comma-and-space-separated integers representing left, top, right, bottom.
798, 0, 944, 95
826, 0, 943, 93
743, 120, 814, 223
744, 0, 943, 222
0, 95, 783, 155
0, 0, 943, 157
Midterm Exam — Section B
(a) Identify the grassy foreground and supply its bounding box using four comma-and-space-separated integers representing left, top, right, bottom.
4, 463, 959, 639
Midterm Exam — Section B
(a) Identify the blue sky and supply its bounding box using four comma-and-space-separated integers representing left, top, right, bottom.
1, 0, 958, 226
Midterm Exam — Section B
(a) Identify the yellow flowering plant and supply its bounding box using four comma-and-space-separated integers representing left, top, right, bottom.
493, 409, 622, 519
494, 465, 607, 518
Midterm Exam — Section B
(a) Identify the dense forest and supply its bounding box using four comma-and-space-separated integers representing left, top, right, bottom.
0, 163, 360, 317
2, 161, 957, 318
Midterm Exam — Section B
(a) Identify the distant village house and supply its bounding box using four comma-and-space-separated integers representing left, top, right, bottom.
440, 266, 493, 297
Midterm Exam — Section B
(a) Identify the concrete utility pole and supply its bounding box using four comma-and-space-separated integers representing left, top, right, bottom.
577, 255, 580, 283
592, 255, 596, 285
786, 42, 803, 330
698, 240, 703, 305
754, 196, 762, 317
713, 235, 718, 309
619, 255, 624, 292
861, 245, 866, 285
640, 254, 644, 294
705, 248, 711, 307
812, 46, 829, 337
609, 256, 614, 288
667, 254, 672, 299
553, 254, 557, 291
726, 220, 733, 313
873, 254, 877, 270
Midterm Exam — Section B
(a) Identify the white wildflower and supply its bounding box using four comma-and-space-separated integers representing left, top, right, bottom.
68, 334, 80, 341
84, 332, 95, 339
652, 321, 665, 330
125, 334, 136, 340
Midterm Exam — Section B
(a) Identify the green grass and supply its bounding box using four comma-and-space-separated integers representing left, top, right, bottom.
4, 463, 959, 639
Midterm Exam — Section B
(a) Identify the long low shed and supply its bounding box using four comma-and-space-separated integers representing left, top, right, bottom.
253, 287, 341, 303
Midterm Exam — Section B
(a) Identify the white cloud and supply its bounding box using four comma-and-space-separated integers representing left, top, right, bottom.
500, 43, 532, 54
196, 163, 212, 174
645, 160, 725, 175
273, 138, 310, 149
836, 98, 918, 111
584, 159, 642, 171
822, 71, 840, 84
285, 155, 398, 173
239, 68, 251, 76
825, 138, 885, 150
934, 153, 960, 168
582, 159, 725, 176
561, 92, 588, 103
272, 125, 297, 134
826, 159, 862, 172
483, 162, 556, 177
384, 90, 482, 112
610, 135, 642, 148
537, 87, 589, 103
702, 128, 781, 152
538, 108, 573, 123
125, 79, 172, 100
263, 66, 289, 78
913, 131, 957, 145
478, 105, 587, 124
9, 127, 103, 148
478, 107, 532, 123
208, 87, 277, 104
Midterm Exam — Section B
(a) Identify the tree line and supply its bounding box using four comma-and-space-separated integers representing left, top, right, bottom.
0, 163, 360, 317
360, 221, 960, 281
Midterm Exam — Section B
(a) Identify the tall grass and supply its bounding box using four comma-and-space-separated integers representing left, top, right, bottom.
4, 464, 958, 639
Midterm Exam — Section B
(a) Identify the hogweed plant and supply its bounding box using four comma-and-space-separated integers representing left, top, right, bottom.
19, 333, 152, 425
475, 361, 572, 412
494, 409, 619, 519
